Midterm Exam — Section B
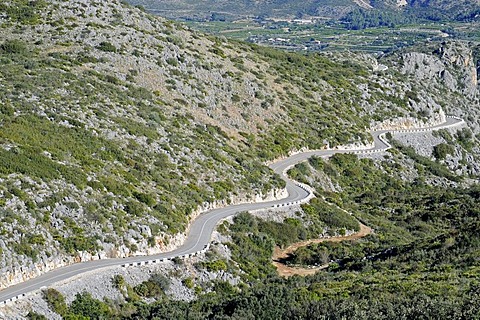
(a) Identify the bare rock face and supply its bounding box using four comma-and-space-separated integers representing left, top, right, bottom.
386, 41, 480, 136
400, 41, 479, 98
433, 42, 478, 97
401, 52, 455, 88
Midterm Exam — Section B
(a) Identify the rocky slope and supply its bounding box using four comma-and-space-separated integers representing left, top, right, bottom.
0, 0, 478, 293
387, 41, 480, 131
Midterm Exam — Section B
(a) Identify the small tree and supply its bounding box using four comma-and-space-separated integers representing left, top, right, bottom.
432, 143, 454, 160
150, 273, 171, 291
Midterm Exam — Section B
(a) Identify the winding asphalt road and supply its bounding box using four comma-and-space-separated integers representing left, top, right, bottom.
0, 116, 464, 306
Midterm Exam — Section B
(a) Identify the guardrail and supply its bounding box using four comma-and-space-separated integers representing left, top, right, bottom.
120, 244, 211, 269
2, 293, 27, 306
271, 181, 315, 208
349, 116, 465, 157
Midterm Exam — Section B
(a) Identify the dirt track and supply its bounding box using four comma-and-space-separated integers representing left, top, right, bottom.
272, 222, 372, 277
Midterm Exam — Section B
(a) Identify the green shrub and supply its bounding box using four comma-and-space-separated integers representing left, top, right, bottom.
133, 192, 156, 206
166, 58, 178, 66
69, 292, 111, 319
26, 312, 47, 320
199, 259, 228, 272
1, 0, 46, 24
13, 240, 39, 260
0, 102, 14, 117
133, 274, 170, 298
209, 46, 226, 58
43, 288, 68, 316
112, 275, 126, 290
97, 41, 117, 53
433, 143, 455, 160
301, 198, 360, 233
231, 94, 241, 102
456, 128, 474, 151
149, 273, 171, 291
182, 277, 194, 289
124, 201, 145, 217
0, 39, 27, 55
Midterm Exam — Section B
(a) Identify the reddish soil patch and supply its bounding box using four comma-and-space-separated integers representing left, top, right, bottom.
272, 222, 372, 277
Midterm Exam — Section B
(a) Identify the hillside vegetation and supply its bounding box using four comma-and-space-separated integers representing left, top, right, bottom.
0, 0, 478, 290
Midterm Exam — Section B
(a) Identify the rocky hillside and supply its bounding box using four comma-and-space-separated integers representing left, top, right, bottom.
382, 40, 480, 125
0, 0, 478, 290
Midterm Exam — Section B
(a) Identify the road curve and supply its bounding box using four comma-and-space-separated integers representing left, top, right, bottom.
0, 116, 465, 305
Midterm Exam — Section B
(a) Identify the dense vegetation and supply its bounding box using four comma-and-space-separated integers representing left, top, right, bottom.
342, 9, 415, 30
245, 47, 371, 155
224, 206, 359, 280
342, 3, 480, 30
282, 153, 476, 266
35, 275, 480, 319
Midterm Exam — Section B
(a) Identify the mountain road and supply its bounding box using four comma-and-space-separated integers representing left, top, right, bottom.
0, 116, 464, 306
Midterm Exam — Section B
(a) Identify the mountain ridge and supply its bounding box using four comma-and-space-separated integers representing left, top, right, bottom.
127, 0, 480, 21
